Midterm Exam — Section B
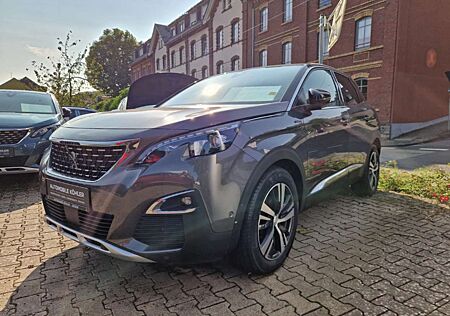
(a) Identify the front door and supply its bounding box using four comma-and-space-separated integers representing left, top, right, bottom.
291, 69, 350, 194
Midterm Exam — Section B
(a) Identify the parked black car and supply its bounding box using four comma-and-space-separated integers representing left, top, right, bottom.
117, 73, 197, 111
62, 107, 96, 120
0, 90, 63, 174
40, 65, 380, 273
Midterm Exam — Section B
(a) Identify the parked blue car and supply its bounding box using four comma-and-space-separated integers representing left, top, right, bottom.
0, 90, 64, 174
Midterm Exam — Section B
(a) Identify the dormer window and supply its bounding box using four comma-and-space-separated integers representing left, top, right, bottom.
223, 0, 231, 11
171, 27, 176, 37
179, 20, 185, 33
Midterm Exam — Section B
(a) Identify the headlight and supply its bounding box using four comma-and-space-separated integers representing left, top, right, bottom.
31, 123, 60, 138
140, 123, 240, 164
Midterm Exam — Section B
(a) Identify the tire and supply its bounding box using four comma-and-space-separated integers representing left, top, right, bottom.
351, 145, 380, 197
233, 167, 299, 274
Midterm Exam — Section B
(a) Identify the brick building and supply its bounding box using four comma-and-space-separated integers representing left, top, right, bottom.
131, 0, 450, 138
242, 0, 450, 137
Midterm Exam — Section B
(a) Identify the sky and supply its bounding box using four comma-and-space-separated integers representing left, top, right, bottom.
0, 0, 199, 84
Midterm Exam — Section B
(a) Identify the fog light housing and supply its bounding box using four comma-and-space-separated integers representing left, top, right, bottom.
146, 190, 197, 215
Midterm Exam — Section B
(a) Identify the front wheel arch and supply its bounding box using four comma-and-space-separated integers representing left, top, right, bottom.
228, 148, 305, 253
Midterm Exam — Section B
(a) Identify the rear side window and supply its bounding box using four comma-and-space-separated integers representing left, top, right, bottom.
335, 73, 362, 105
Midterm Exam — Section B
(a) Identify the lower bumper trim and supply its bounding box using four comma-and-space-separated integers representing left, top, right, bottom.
0, 166, 38, 174
45, 216, 154, 263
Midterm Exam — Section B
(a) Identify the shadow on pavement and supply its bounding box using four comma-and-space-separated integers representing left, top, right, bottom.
1, 191, 449, 315
0, 174, 41, 214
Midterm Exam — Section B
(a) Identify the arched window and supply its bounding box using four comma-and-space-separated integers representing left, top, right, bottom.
283, 0, 293, 22
162, 55, 167, 70
259, 50, 267, 67
260, 7, 268, 32
156, 58, 160, 71
170, 50, 176, 68
201, 35, 208, 56
216, 26, 224, 49
282, 42, 292, 64
179, 46, 185, 64
231, 18, 240, 44
355, 78, 369, 99
190, 40, 196, 61
216, 61, 224, 75
201, 66, 208, 79
191, 69, 197, 78
231, 56, 240, 71
355, 17, 372, 50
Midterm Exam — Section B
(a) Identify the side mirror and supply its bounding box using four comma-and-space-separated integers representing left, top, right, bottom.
62, 107, 72, 120
306, 89, 331, 111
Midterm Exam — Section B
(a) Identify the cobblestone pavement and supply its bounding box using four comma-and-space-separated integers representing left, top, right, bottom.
1, 174, 449, 316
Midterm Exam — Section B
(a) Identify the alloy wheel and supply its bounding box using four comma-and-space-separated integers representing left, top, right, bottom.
368, 151, 379, 191
258, 183, 295, 260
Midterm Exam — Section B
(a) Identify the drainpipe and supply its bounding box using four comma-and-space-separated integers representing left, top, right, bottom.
250, 3, 255, 68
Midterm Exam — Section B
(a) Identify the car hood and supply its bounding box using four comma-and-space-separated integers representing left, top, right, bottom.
62, 102, 289, 131
0, 113, 60, 129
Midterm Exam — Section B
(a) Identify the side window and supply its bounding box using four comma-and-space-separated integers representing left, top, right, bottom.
297, 69, 340, 107
334, 72, 362, 106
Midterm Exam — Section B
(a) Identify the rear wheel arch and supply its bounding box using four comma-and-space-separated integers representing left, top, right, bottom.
228, 149, 305, 252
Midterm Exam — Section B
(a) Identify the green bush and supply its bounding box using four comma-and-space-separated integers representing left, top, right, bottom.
379, 167, 450, 204
92, 87, 129, 112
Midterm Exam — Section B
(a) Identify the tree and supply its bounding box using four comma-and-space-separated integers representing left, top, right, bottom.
27, 31, 88, 105
85, 28, 138, 96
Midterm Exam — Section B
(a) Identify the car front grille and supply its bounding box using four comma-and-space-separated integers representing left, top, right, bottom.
133, 215, 185, 251
0, 156, 28, 167
50, 141, 126, 181
0, 129, 28, 145
43, 197, 114, 240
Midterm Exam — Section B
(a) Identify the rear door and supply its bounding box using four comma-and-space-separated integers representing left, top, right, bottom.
293, 68, 350, 193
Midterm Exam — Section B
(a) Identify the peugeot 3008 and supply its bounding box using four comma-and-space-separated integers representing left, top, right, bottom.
0, 90, 63, 174
40, 65, 381, 273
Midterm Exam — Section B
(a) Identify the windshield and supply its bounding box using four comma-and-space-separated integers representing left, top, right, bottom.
0, 91, 56, 114
161, 67, 301, 107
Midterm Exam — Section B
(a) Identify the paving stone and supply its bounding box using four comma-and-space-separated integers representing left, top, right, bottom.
340, 292, 387, 316
73, 295, 110, 315
186, 285, 223, 309
169, 299, 203, 316
308, 291, 353, 316
202, 301, 235, 316
215, 286, 256, 311
247, 288, 287, 313
2, 178, 450, 316
278, 290, 320, 314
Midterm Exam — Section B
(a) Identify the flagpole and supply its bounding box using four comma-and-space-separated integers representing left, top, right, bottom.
318, 15, 325, 64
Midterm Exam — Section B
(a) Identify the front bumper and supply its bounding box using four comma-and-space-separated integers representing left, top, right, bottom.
40, 143, 256, 264
46, 216, 154, 263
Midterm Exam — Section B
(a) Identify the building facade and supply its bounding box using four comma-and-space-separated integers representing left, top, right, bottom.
242, 0, 450, 137
132, 0, 450, 138
131, 0, 244, 82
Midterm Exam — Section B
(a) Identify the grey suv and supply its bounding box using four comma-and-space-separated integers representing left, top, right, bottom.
40, 65, 381, 273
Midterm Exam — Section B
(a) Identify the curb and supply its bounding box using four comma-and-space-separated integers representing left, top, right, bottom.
381, 132, 450, 147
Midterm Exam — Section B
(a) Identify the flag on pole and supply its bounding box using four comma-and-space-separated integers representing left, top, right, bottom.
328, 0, 347, 50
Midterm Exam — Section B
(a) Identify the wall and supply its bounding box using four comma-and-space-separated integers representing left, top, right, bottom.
390, 0, 450, 137
187, 27, 211, 78
212, 0, 243, 73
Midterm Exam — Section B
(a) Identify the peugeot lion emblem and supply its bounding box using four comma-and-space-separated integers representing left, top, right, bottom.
65, 145, 79, 169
